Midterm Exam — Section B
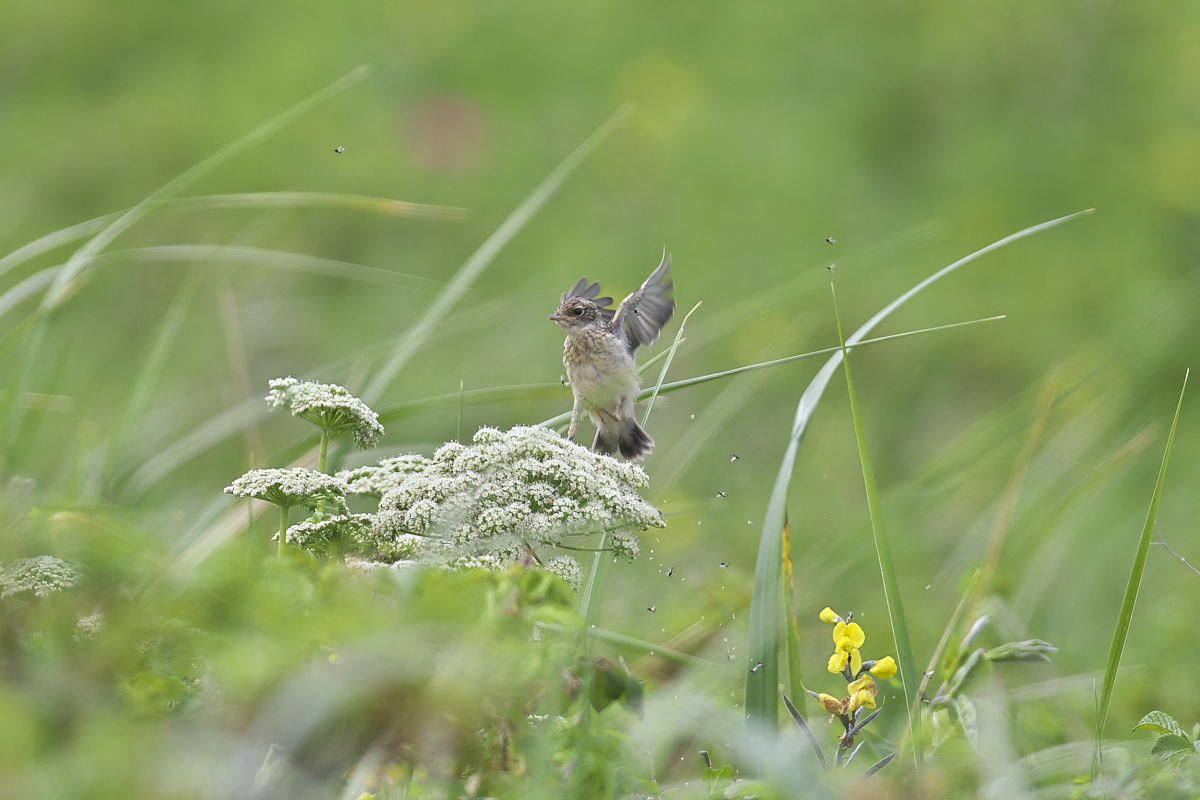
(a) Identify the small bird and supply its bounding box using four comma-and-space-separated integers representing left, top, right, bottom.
549, 251, 675, 460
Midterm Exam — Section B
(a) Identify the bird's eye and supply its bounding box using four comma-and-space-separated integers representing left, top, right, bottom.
571, 307, 583, 316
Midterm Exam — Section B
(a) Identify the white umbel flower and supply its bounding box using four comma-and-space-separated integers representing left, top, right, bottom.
337, 454, 432, 496
1, 555, 81, 599
266, 377, 384, 448
284, 513, 374, 548
224, 467, 349, 512
366, 426, 664, 565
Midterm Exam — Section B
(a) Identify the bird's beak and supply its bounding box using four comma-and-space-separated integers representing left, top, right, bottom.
549, 313, 568, 322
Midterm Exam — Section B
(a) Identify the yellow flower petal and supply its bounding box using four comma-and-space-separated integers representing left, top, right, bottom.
827, 650, 848, 673
819, 607, 838, 624
869, 656, 897, 679
844, 622, 865, 649
848, 688, 876, 711
847, 675, 875, 695
849, 648, 863, 675
832, 621, 846, 646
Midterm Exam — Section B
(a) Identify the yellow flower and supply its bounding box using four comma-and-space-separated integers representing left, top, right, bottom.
819, 606, 839, 624
849, 648, 862, 675
848, 688, 877, 712
832, 621, 865, 651
817, 693, 847, 715
827, 650, 849, 673
847, 675, 875, 695
869, 656, 897, 679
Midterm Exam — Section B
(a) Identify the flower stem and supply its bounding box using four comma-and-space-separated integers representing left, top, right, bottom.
278, 504, 289, 559
318, 428, 329, 474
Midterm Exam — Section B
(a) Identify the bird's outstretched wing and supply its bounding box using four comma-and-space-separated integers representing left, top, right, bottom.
561, 277, 615, 322
611, 251, 675, 356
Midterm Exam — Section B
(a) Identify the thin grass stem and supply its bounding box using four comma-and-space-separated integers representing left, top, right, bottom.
831, 282, 920, 765
1095, 368, 1189, 757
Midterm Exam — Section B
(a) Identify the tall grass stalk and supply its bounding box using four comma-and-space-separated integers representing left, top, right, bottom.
743, 209, 1092, 735
1094, 368, 1189, 763
831, 283, 920, 763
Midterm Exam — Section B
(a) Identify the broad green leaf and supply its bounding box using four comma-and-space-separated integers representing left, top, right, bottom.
1151, 733, 1196, 759
1135, 711, 1186, 737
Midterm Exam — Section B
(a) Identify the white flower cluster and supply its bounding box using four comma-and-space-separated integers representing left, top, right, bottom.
361, 426, 664, 566
224, 467, 349, 512
543, 555, 583, 591
266, 377, 384, 448
337, 454, 433, 497
283, 513, 374, 547
0, 555, 81, 599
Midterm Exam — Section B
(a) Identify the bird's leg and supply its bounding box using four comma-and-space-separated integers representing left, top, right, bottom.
568, 396, 583, 441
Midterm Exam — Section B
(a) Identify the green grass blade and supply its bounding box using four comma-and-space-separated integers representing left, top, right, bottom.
0, 216, 113, 282
165, 191, 467, 221
97, 245, 444, 291
100, 270, 204, 496
361, 105, 631, 404
744, 210, 1092, 735
42, 66, 371, 313
642, 301, 701, 426
540, 315, 1008, 429
831, 283, 921, 763
4, 67, 370, 461
0, 191, 464, 286
637, 338, 686, 375
1096, 368, 1189, 740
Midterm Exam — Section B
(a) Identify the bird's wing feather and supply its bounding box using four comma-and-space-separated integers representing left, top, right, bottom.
611, 251, 675, 356
562, 277, 615, 322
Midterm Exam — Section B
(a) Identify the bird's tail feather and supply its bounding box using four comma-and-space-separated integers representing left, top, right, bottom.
593, 416, 654, 461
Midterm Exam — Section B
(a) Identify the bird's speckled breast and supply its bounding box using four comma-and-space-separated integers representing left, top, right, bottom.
563, 328, 638, 407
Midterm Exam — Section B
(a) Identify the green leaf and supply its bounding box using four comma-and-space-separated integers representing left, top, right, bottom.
985, 639, 1058, 663
1135, 711, 1187, 737
703, 764, 736, 797
1151, 733, 1196, 759
952, 695, 980, 749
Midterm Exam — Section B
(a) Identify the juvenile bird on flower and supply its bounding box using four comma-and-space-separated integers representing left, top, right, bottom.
550, 251, 675, 460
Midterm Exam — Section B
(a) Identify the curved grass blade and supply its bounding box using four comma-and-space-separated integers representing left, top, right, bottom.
0, 191, 464, 286
1095, 368, 1189, 751
832, 282, 920, 763
641, 301, 701, 426
540, 315, 1008, 429
43, 66, 371, 312
4, 67, 371, 460
361, 105, 632, 404
96, 245, 444, 291
99, 270, 204, 497
783, 693, 826, 770
744, 209, 1093, 735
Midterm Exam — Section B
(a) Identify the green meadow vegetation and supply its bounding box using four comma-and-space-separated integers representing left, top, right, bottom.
2, 3, 1199, 798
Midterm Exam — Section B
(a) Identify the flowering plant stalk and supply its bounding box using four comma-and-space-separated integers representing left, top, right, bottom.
804, 607, 898, 769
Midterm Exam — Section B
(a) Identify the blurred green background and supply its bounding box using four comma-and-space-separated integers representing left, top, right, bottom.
2, 0, 1198, 783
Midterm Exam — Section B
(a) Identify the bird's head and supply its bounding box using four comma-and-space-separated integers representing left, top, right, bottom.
549, 297, 602, 331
